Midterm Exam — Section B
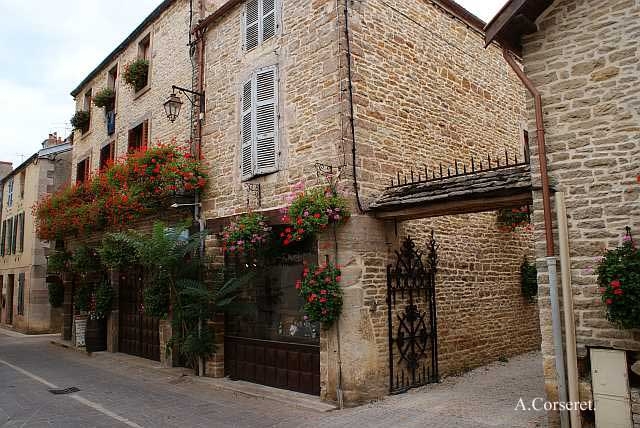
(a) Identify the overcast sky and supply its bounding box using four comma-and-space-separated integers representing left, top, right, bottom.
0, 0, 506, 168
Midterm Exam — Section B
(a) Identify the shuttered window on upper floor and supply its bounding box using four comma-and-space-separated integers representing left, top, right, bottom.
241, 65, 279, 180
244, 0, 277, 51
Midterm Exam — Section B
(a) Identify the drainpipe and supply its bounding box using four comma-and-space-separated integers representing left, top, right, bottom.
556, 192, 581, 428
502, 49, 570, 428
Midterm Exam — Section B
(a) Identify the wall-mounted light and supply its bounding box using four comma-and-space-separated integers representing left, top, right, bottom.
163, 85, 205, 123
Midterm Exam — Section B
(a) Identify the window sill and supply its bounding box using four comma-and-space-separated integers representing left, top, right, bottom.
133, 85, 151, 100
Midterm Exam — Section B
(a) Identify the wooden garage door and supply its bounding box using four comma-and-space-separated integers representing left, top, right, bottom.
225, 336, 320, 395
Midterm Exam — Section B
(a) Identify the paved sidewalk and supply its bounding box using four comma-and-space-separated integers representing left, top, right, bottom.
0, 331, 547, 427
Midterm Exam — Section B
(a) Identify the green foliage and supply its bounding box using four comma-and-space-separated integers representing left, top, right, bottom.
92, 281, 114, 320
92, 87, 115, 109
70, 110, 90, 132
98, 234, 137, 269
221, 213, 271, 256
48, 281, 64, 308
74, 284, 91, 312
47, 250, 71, 273
71, 246, 101, 274
282, 186, 350, 245
497, 206, 532, 232
296, 261, 343, 327
521, 258, 538, 302
598, 229, 640, 329
123, 59, 149, 91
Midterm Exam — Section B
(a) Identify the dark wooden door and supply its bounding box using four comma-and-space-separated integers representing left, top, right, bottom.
119, 268, 160, 361
225, 336, 320, 395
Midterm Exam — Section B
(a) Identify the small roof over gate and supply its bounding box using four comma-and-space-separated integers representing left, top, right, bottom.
369, 164, 533, 221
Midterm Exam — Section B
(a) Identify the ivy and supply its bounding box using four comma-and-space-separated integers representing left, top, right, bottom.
48, 281, 64, 308
521, 257, 538, 302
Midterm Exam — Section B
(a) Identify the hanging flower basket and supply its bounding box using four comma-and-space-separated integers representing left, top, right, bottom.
296, 261, 343, 327
123, 59, 149, 92
281, 187, 350, 245
598, 228, 640, 329
92, 87, 115, 109
221, 213, 272, 256
70, 110, 90, 132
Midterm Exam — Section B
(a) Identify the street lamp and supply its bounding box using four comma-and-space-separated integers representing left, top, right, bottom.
163, 85, 205, 123
163, 93, 183, 123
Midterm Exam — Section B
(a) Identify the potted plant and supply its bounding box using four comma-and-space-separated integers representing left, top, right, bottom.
92, 87, 115, 110
86, 281, 113, 353
281, 186, 350, 245
598, 227, 640, 329
497, 206, 532, 232
70, 110, 90, 133
123, 59, 149, 92
296, 261, 343, 327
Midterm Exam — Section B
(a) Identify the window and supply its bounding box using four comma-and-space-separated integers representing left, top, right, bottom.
5, 219, 11, 256
107, 66, 118, 94
18, 213, 24, 253
19, 171, 25, 199
17, 273, 24, 316
244, 0, 277, 51
1, 220, 5, 257
7, 178, 13, 207
76, 158, 90, 184
137, 35, 151, 89
128, 121, 148, 152
241, 66, 279, 180
82, 89, 92, 134
100, 142, 115, 170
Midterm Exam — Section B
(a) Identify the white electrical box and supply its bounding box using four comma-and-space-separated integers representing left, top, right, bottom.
590, 348, 632, 428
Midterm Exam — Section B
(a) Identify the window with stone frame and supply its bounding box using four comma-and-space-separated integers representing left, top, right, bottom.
137, 34, 151, 90
243, 0, 277, 51
128, 121, 148, 152
82, 89, 92, 134
241, 65, 279, 180
100, 142, 115, 170
76, 158, 90, 184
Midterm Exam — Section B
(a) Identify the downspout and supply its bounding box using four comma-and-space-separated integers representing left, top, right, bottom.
502, 49, 571, 428
343, 0, 364, 214
556, 192, 581, 428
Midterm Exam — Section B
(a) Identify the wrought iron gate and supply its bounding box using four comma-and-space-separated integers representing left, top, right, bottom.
387, 234, 438, 394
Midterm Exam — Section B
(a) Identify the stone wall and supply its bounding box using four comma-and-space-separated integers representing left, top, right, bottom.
71, 0, 194, 179
521, 0, 640, 410
198, 0, 530, 404
401, 213, 540, 377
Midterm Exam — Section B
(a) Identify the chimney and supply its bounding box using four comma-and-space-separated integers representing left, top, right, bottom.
42, 132, 64, 148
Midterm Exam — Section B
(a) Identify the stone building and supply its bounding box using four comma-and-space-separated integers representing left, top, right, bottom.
486, 0, 640, 426
0, 134, 71, 333
195, 0, 540, 405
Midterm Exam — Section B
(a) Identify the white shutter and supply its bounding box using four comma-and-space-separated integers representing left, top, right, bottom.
241, 79, 254, 179
262, 0, 276, 42
254, 66, 278, 175
245, 0, 259, 51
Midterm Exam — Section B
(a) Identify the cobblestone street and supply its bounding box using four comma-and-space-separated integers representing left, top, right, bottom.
0, 330, 547, 427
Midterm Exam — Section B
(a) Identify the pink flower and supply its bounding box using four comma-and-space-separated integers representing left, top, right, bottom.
611, 280, 621, 288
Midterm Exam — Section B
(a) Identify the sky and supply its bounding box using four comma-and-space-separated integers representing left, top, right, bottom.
0, 0, 507, 169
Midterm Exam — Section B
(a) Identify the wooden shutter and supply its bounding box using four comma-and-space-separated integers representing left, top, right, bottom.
262, 0, 276, 42
254, 67, 278, 175
241, 79, 254, 179
12, 216, 18, 254
1, 220, 5, 257
142, 120, 149, 149
18, 213, 24, 253
245, 0, 259, 50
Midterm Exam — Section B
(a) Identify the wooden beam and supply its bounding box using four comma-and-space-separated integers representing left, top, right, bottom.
484, 0, 528, 46
373, 192, 533, 222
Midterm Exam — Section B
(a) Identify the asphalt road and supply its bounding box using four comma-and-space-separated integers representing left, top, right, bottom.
0, 330, 547, 427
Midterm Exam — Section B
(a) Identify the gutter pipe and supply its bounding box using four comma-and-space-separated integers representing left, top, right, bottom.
502, 49, 570, 428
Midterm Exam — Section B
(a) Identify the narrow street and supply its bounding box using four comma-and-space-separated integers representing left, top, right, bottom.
0, 330, 547, 428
